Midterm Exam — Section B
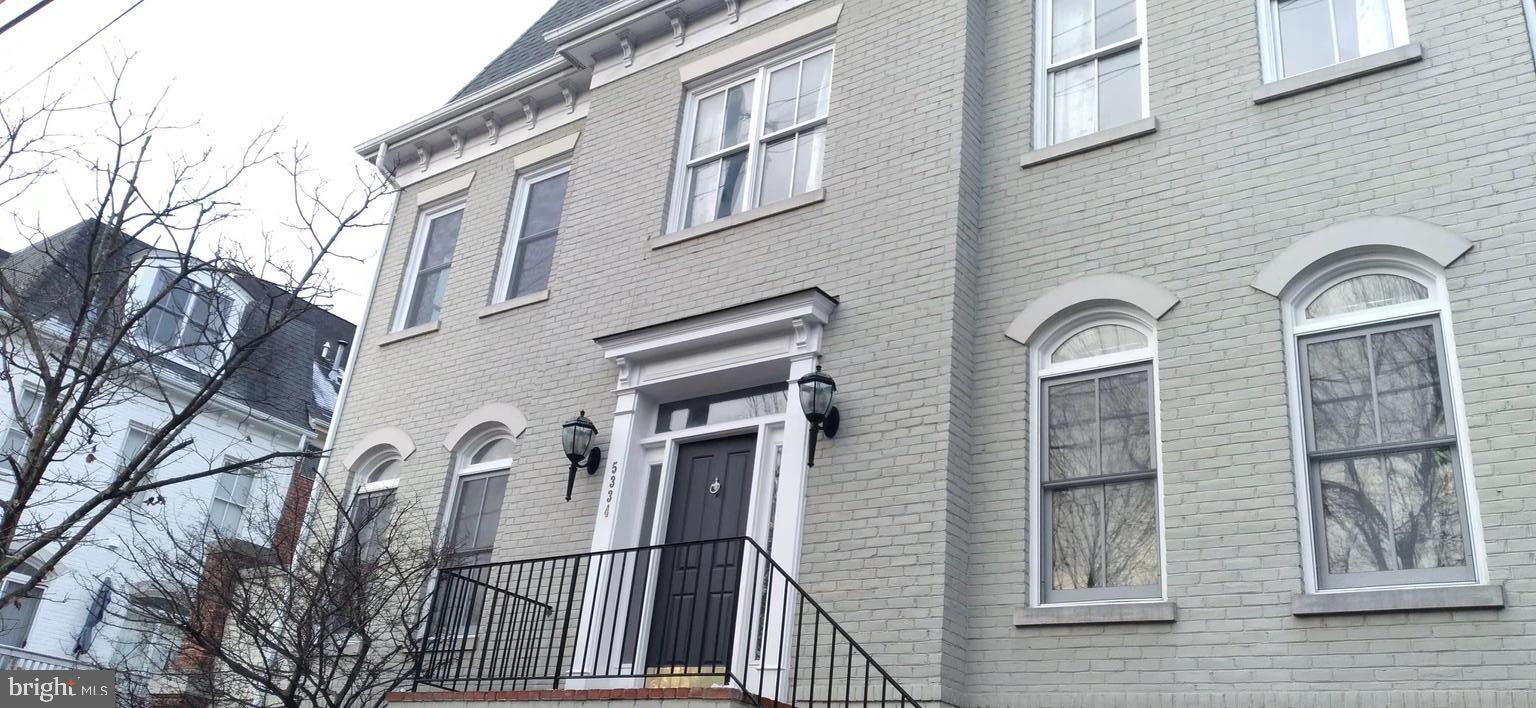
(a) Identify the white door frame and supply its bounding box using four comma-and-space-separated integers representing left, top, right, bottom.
570, 289, 836, 689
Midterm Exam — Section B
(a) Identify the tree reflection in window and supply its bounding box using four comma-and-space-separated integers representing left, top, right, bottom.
1300, 316, 1471, 587
1042, 359, 1160, 601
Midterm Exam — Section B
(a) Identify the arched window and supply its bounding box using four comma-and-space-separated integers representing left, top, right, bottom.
1033, 310, 1163, 604
444, 433, 513, 568
1285, 256, 1479, 590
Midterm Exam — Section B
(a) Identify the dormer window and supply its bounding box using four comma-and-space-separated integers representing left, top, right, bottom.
134, 263, 246, 369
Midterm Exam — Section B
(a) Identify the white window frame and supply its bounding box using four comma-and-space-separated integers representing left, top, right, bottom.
666, 41, 835, 233
438, 434, 514, 563
1524, 0, 1536, 69
209, 459, 254, 537
493, 161, 571, 304
120, 422, 160, 505
0, 575, 45, 648
393, 199, 468, 331
131, 260, 250, 370
1280, 254, 1487, 594
1032, 0, 1151, 148
431, 434, 514, 639
1254, 0, 1411, 82
351, 455, 402, 498
1, 384, 43, 466
346, 456, 399, 558
1028, 308, 1169, 607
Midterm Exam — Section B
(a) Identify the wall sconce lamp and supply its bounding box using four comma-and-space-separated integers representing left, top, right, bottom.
797, 366, 840, 467
561, 411, 602, 500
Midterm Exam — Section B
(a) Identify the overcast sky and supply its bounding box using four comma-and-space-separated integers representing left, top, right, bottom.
0, 0, 556, 323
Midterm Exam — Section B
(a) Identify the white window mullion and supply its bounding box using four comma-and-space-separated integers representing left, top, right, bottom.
1324, 0, 1342, 65
742, 64, 772, 214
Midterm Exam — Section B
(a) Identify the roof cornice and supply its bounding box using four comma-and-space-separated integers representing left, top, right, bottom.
353, 57, 574, 156
543, 0, 677, 51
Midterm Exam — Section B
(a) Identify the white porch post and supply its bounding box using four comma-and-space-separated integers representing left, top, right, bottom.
570, 389, 640, 684
590, 388, 640, 552
775, 352, 818, 575
743, 352, 817, 695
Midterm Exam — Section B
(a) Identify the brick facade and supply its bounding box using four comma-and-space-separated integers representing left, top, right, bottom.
331, 0, 1536, 704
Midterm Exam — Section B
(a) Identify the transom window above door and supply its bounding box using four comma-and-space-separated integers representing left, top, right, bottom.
669, 45, 834, 232
1259, 0, 1410, 80
1035, 0, 1147, 146
656, 384, 787, 434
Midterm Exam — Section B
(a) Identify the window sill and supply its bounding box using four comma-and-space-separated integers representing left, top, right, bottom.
1253, 43, 1424, 104
1019, 117, 1158, 169
379, 320, 440, 346
1014, 600, 1176, 627
652, 188, 826, 250
1291, 583, 1503, 616
479, 290, 550, 319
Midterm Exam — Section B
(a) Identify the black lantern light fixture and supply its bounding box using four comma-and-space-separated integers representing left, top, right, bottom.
561, 411, 601, 500
797, 365, 839, 467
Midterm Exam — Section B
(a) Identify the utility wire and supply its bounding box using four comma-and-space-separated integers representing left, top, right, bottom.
0, 0, 57, 38
9, 0, 146, 95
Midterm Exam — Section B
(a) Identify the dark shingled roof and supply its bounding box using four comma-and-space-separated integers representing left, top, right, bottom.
451, 0, 624, 102
0, 220, 355, 430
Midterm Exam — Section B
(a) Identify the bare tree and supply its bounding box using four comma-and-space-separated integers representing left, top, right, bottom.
93, 474, 440, 708
0, 55, 392, 612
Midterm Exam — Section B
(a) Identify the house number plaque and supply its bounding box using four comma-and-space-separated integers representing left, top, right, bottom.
603, 461, 618, 517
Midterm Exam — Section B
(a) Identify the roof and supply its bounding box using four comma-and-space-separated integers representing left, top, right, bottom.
0, 220, 355, 431
451, 0, 625, 101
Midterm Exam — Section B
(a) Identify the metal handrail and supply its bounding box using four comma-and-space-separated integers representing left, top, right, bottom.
411, 536, 922, 707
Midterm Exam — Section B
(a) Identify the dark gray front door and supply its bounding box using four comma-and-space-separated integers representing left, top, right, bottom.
648, 433, 756, 670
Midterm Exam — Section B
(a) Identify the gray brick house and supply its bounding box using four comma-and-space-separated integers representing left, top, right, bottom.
329, 0, 1536, 705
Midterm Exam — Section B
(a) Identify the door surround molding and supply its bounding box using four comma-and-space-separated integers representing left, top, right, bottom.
570, 289, 834, 687
590, 288, 837, 577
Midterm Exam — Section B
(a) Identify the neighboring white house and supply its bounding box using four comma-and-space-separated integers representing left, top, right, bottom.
0, 220, 352, 675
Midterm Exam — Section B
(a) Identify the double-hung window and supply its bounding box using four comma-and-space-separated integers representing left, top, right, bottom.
1, 386, 42, 467
0, 579, 43, 647
121, 423, 159, 504
438, 436, 512, 636
1035, 0, 1146, 146
328, 458, 400, 635
1289, 263, 1478, 590
396, 202, 465, 330
495, 164, 569, 302
670, 45, 833, 231
1035, 317, 1163, 603
1258, 0, 1409, 80
209, 464, 254, 537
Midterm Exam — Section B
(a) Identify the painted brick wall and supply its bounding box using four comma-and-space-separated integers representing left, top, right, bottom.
328, 0, 976, 700
963, 0, 1536, 704
330, 0, 1536, 704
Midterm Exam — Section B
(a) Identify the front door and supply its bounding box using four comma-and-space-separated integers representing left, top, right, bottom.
648, 433, 756, 670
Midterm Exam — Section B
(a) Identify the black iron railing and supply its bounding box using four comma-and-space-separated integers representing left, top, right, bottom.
413, 536, 921, 707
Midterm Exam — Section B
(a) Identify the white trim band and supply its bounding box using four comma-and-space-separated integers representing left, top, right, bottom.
343, 427, 417, 469
1251, 216, 1473, 297
415, 172, 476, 206
1006, 274, 1180, 345
678, 4, 842, 83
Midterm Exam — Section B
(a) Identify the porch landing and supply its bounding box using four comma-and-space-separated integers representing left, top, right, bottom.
386, 687, 787, 708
